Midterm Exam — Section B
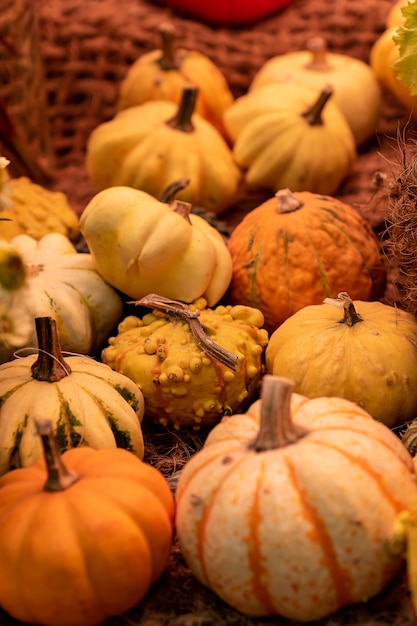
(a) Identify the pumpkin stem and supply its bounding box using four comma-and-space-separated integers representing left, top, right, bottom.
305, 37, 333, 72
35, 418, 79, 492
158, 23, 180, 71
166, 87, 197, 133
159, 177, 191, 203
275, 188, 304, 213
170, 200, 193, 224
324, 292, 363, 327
31, 317, 71, 382
251, 375, 307, 452
129, 293, 239, 372
302, 86, 333, 126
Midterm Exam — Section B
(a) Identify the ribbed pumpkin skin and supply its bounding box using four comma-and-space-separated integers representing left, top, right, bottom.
0, 354, 145, 475
227, 191, 386, 332
265, 298, 417, 428
0, 447, 175, 626
175, 393, 417, 621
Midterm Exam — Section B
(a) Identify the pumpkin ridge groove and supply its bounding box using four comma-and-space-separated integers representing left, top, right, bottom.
282, 453, 354, 608
247, 457, 277, 614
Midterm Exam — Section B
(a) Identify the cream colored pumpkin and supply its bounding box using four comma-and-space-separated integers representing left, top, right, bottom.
0, 317, 145, 476
79, 186, 233, 306
0, 233, 123, 363
176, 375, 417, 621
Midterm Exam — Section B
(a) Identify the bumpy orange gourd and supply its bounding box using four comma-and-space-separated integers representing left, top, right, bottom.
0, 419, 175, 626
227, 189, 386, 332
118, 23, 233, 139
176, 375, 417, 621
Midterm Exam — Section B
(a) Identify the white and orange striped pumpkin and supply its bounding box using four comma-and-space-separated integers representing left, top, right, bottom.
175, 375, 417, 621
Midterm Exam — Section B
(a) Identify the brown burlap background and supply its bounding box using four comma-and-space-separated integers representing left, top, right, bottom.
0, 1, 416, 625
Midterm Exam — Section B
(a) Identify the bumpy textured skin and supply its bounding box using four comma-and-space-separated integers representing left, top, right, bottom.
101, 298, 269, 429
0, 353, 145, 474
265, 298, 417, 427
86, 100, 241, 214
79, 186, 233, 305
175, 389, 417, 621
0, 177, 79, 242
226, 190, 386, 332
223, 82, 356, 195
0, 446, 175, 626
0, 233, 123, 363
118, 48, 234, 138
249, 48, 382, 147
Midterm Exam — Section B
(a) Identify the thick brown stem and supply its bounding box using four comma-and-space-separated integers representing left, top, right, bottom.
166, 87, 197, 133
275, 188, 303, 214
158, 23, 180, 71
31, 317, 71, 382
251, 376, 307, 452
324, 292, 363, 327
35, 419, 79, 492
159, 177, 191, 203
302, 86, 333, 126
130, 294, 239, 372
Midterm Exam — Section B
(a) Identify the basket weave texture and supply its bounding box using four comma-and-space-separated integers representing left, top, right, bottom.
37, 0, 415, 227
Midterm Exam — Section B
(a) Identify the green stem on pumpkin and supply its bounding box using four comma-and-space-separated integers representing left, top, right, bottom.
31, 317, 71, 382
35, 418, 79, 492
166, 87, 197, 133
302, 85, 333, 126
0, 246, 26, 291
251, 375, 307, 452
130, 294, 239, 372
324, 292, 363, 327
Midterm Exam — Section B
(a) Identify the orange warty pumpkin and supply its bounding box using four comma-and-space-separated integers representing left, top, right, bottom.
0, 420, 175, 626
226, 188, 386, 332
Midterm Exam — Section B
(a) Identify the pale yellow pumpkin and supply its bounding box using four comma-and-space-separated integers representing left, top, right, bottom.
176, 375, 417, 621
223, 83, 356, 195
86, 87, 241, 214
79, 186, 233, 306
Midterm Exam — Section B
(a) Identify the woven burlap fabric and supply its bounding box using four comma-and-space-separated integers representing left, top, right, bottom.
36, 0, 414, 225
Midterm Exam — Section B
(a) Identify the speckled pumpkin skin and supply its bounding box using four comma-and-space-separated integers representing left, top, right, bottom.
227, 190, 386, 332
176, 389, 417, 621
101, 299, 269, 429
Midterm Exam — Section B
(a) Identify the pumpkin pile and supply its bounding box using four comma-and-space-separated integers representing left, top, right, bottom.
4, 1, 417, 624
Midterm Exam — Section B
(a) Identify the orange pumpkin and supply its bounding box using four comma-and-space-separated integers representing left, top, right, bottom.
175, 375, 417, 621
0, 419, 175, 626
226, 188, 386, 332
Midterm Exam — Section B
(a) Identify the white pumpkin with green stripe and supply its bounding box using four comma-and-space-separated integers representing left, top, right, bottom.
0, 317, 145, 475
0, 232, 123, 364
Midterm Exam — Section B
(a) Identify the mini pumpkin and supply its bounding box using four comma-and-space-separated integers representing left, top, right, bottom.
265, 292, 417, 428
86, 86, 241, 214
175, 375, 417, 621
223, 82, 356, 195
226, 189, 386, 332
118, 23, 233, 139
0, 232, 123, 363
101, 294, 268, 429
0, 316, 145, 475
0, 418, 175, 626
250, 37, 381, 147
0, 157, 79, 242
79, 185, 233, 306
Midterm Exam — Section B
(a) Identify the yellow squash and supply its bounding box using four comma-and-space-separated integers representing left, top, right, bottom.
79, 186, 233, 306
86, 87, 241, 214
